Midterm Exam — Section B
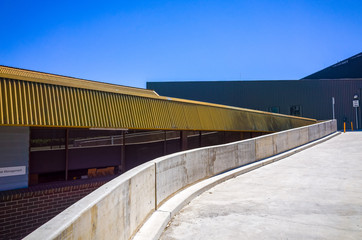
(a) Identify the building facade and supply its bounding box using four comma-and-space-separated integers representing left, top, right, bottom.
147, 53, 362, 130
147, 79, 362, 130
0, 65, 313, 239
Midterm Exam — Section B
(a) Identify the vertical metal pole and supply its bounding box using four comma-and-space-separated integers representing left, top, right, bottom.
356, 107, 359, 129
65, 129, 69, 181
332, 97, 335, 119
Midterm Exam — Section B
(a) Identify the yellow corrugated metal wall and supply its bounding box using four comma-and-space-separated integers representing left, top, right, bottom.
0, 77, 316, 131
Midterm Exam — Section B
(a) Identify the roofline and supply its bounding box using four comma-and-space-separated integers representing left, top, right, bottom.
0, 65, 159, 98
0, 65, 315, 123
301, 52, 362, 80
301, 78, 362, 81
159, 95, 315, 122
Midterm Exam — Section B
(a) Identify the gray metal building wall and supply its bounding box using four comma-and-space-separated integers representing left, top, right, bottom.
0, 126, 29, 191
147, 80, 362, 130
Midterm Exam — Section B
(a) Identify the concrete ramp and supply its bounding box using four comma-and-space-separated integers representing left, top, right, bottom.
24, 120, 337, 240
160, 132, 362, 239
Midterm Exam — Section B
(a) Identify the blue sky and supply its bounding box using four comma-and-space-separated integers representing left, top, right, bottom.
1, 0, 361, 88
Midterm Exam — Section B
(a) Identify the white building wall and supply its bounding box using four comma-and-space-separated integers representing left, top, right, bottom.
0, 126, 29, 191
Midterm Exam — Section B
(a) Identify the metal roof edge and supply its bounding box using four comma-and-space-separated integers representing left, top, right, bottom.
158, 96, 316, 122
0, 65, 159, 98
0, 65, 316, 123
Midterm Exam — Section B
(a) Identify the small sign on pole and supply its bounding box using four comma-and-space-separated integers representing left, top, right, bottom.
353, 95, 359, 130
353, 100, 359, 108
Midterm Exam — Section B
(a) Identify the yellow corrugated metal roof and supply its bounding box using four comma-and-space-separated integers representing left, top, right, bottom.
0, 65, 158, 98
0, 66, 317, 131
159, 95, 314, 122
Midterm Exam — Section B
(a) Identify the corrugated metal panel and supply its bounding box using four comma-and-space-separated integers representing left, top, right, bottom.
0, 65, 158, 98
196, 105, 215, 130
209, 107, 224, 130
0, 126, 29, 191
150, 99, 172, 129
167, 101, 188, 129
182, 103, 202, 130
234, 111, 254, 130
0, 77, 316, 132
148, 80, 362, 130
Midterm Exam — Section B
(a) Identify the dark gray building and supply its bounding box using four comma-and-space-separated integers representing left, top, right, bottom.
147, 53, 362, 130
304, 52, 362, 79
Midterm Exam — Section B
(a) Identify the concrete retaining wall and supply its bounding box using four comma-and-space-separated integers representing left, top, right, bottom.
25, 163, 156, 240
25, 120, 337, 240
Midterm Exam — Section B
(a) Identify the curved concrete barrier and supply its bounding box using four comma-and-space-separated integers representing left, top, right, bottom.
25, 120, 337, 240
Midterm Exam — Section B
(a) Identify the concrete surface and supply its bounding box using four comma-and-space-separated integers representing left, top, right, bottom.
156, 120, 336, 207
24, 162, 156, 240
160, 132, 362, 240
255, 134, 274, 160
25, 120, 336, 240
134, 130, 339, 240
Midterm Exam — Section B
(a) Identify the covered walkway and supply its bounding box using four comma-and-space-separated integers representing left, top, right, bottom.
161, 132, 362, 239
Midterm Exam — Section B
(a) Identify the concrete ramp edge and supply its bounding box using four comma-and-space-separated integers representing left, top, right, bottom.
24, 120, 337, 240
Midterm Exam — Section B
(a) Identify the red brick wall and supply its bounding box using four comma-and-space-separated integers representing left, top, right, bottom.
0, 176, 115, 240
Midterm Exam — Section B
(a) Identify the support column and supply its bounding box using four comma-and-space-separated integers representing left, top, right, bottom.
199, 131, 202, 147
65, 129, 69, 181
240, 131, 245, 140
121, 131, 126, 173
163, 131, 167, 155
180, 131, 188, 151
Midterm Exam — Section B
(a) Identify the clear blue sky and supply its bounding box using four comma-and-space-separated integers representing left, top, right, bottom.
1, 0, 361, 88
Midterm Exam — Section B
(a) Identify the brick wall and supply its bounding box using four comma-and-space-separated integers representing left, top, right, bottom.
0, 176, 116, 240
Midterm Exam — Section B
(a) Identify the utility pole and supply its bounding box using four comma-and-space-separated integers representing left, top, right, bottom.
353, 95, 359, 129
332, 97, 335, 119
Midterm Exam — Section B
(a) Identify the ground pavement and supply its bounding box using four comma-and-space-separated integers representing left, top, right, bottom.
160, 132, 362, 240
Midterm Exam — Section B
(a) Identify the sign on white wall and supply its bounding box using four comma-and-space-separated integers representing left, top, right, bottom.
0, 166, 26, 177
